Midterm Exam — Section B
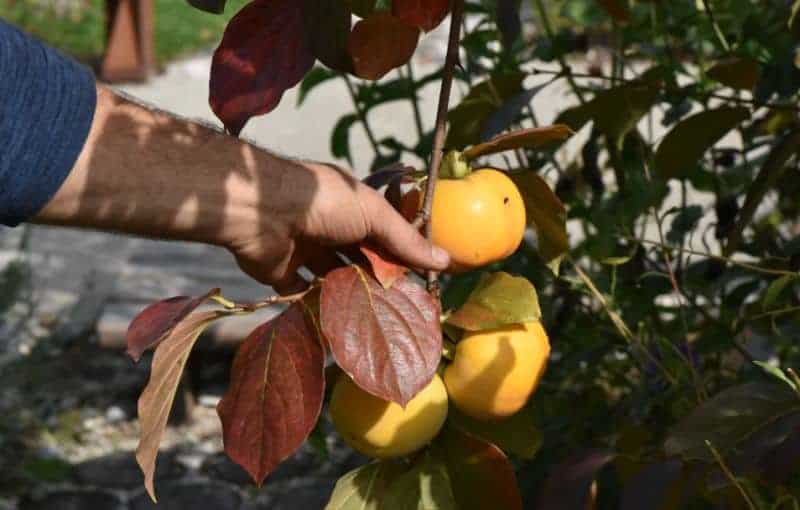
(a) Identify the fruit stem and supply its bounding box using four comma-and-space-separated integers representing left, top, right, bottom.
440, 150, 471, 179
421, 0, 466, 295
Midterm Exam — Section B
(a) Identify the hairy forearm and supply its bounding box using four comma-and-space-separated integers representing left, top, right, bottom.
34, 85, 309, 248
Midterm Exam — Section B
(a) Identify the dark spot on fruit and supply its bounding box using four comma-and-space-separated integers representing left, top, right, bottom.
504, 197, 509, 204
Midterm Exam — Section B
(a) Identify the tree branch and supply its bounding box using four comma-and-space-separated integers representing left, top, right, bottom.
421, 0, 466, 295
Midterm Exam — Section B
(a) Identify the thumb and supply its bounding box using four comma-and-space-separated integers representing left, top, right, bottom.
364, 191, 450, 271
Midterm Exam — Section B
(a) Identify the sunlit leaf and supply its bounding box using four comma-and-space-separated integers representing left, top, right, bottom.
448, 406, 543, 459
382, 450, 458, 509
136, 311, 226, 501
707, 57, 760, 90
320, 266, 442, 406
359, 244, 408, 289
437, 424, 523, 510
665, 382, 800, 461
510, 172, 569, 275
348, 12, 420, 80
537, 449, 616, 510
217, 303, 325, 486
126, 288, 219, 362
210, 0, 315, 134
463, 125, 574, 161
655, 107, 750, 180
753, 361, 797, 391
447, 272, 541, 330
392, 0, 450, 32
325, 461, 405, 510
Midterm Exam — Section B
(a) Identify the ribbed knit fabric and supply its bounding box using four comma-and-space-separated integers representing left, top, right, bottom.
0, 20, 97, 226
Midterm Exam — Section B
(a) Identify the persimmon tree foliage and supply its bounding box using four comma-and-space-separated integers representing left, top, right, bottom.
128, 0, 800, 508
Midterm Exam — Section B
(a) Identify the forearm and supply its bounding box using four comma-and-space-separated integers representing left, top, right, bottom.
34, 85, 309, 248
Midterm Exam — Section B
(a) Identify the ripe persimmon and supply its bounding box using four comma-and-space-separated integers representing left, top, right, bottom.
401, 169, 526, 272
330, 374, 448, 459
444, 321, 550, 421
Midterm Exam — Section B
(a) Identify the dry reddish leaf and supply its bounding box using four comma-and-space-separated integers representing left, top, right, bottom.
463, 125, 573, 161
217, 303, 325, 486
392, 0, 450, 32
136, 311, 226, 501
348, 12, 420, 80
437, 424, 523, 510
596, 0, 630, 23
210, 0, 315, 134
359, 244, 409, 289
126, 288, 219, 362
320, 266, 442, 406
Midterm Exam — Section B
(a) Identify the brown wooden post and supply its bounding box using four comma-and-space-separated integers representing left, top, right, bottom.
100, 0, 156, 83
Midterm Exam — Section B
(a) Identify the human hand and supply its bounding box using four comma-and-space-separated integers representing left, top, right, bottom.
224, 161, 450, 294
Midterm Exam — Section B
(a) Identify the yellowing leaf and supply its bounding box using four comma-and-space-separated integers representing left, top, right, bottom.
325, 462, 405, 510
655, 107, 750, 180
136, 311, 226, 501
447, 272, 541, 331
382, 451, 458, 509
510, 172, 569, 275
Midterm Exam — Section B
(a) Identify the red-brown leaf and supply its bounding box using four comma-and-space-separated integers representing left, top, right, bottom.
348, 12, 420, 80
437, 424, 523, 510
217, 303, 325, 486
537, 449, 617, 510
126, 288, 219, 362
359, 244, 408, 289
462, 125, 574, 161
210, 0, 315, 135
136, 311, 225, 501
320, 266, 441, 406
393, 0, 450, 32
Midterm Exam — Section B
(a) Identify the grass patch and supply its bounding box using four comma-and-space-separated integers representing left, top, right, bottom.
0, 0, 249, 64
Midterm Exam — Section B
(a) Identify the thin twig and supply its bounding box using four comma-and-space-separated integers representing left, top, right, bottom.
342, 74, 382, 160
404, 63, 426, 143
705, 440, 757, 510
630, 238, 797, 277
700, 0, 731, 52
529, 66, 800, 112
213, 286, 317, 313
421, 0, 466, 295
532, 0, 585, 104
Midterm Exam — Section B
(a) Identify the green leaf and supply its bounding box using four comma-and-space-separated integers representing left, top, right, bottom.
754, 362, 797, 392
298, 67, 338, 106
447, 272, 541, 331
655, 107, 750, 180
556, 76, 661, 150
664, 382, 800, 461
707, 57, 760, 90
325, 461, 404, 510
600, 256, 633, 266
331, 114, 359, 165
446, 72, 525, 149
790, 0, 800, 31
382, 450, 458, 510
510, 172, 569, 275
666, 205, 703, 244
448, 406, 543, 459
762, 274, 798, 310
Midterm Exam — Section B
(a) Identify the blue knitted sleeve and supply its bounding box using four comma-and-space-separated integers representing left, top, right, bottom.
0, 20, 97, 226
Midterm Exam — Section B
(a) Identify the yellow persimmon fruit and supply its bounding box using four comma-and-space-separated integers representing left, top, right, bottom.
330, 374, 448, 459
401, 169, 526, 272
444, 321, 550, 421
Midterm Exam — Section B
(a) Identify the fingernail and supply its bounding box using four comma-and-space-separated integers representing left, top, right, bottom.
432, 246, 450, 268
